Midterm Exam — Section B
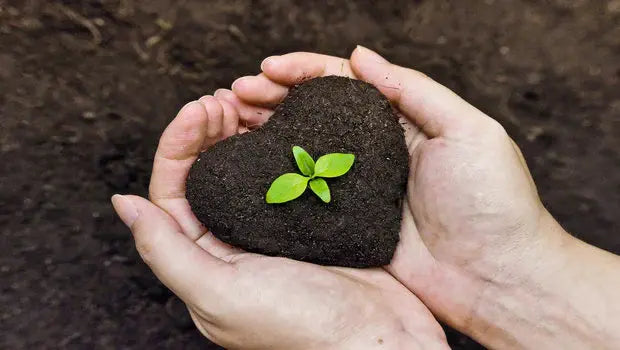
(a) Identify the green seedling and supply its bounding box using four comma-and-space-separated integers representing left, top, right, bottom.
266, 146, 355, 204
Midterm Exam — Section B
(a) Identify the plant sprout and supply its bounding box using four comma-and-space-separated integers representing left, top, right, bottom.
266, 146, 355, 204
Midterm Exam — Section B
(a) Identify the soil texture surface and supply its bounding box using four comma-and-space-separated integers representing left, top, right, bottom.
187, 76, 409, 268
2, 1, 619, 349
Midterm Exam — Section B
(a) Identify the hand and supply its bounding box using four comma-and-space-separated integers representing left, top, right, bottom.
228, 46, 620, 349
111, 98, 449, 349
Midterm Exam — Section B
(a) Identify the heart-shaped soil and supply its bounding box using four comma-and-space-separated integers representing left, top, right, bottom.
187, 76, 409, 267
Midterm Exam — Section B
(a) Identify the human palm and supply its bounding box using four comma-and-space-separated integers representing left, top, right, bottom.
195, 254, 445, 349
227, 47, 550, 330
394, 117, 546, 327
111, 96, 447, 348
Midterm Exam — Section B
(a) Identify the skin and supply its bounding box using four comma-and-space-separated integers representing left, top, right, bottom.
112, 46, 620, 349
111, 93, 448, 348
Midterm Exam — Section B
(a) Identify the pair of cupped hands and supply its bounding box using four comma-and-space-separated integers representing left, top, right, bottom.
112, 47, 619, 349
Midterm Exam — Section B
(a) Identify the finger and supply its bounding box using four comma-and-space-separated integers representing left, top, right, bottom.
260, 52, 356, 86
350, 45, 490, 138
214, 88, 272, 126
197, 95, 224, 148
111, 194, 233, 307
195, 230, 243, 259
218, 98, 240, 139
150, 100, 241, 258
231, 73, 289, 108
149, 101, 209, 239
397, 112, 428, 154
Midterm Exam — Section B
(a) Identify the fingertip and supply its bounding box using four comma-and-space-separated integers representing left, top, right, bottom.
232, 74, 288, 107
260, 55, 280, 72
217, 95, 235, 112
213, 89, 237, 109
262, 52, 356, 85
112, 194, 179, 237
218, 98, 240, 138
261, 55, 296, 83
261, 53, 313, 84
198, 94, 218, 105
150, 100, 210, 209
349, 47, 396, 91
230, 76, 252, 98
198, 95, 224, 139
215, 88, 272, 125
214, 88, 233, 98
179, 99, 201, 111
111, 194, 138, 228
177, 100, 207, 121
230, 76, 249, 92
113, 195, 233, 304
350, 46, 407, 104
352, 45, 389, 64
350, 47, 488, 138
165, 100, 209, 140
156, 99, 209, 162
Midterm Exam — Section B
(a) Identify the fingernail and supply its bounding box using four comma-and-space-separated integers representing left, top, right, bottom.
213, 88, 231, 98
355, 45, 389, 63
260, 56, 279, 71
198, 95, 216, 105
111, 194, 138, 228
231, 77, 248, 92
180, 100, 202, 112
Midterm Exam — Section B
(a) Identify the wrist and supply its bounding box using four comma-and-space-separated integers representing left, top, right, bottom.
460, 211, 568, 348
420, 208, 562, 345
464, 211, 620, 349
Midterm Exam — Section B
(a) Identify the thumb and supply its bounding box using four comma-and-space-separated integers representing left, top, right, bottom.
350, 45, 490, 138
111, 194, 233, 308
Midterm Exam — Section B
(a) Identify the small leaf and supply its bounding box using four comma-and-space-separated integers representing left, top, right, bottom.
292, 146, 315, 176
266, 173, 309, 204
309, 178, 331, 203
313, 153, 355, 178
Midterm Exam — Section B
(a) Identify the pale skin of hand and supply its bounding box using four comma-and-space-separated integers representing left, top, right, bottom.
227, 46, 620, 349
111, 98, 449, 347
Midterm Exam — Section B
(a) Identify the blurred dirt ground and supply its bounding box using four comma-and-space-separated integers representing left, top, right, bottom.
1, 0, 619, 349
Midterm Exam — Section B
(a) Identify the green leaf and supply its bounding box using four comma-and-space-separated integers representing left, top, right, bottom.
292, 146, 315, 176
313, 153, 355, 178
266, 173, 309, 204
309, 178, 331, 203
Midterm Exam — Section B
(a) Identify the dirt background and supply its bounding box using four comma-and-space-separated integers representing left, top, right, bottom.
1, 0, 618, 349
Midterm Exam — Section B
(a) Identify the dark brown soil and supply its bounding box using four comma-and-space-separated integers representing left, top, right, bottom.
2, 1, 619, 349
187, 76, 409, 268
